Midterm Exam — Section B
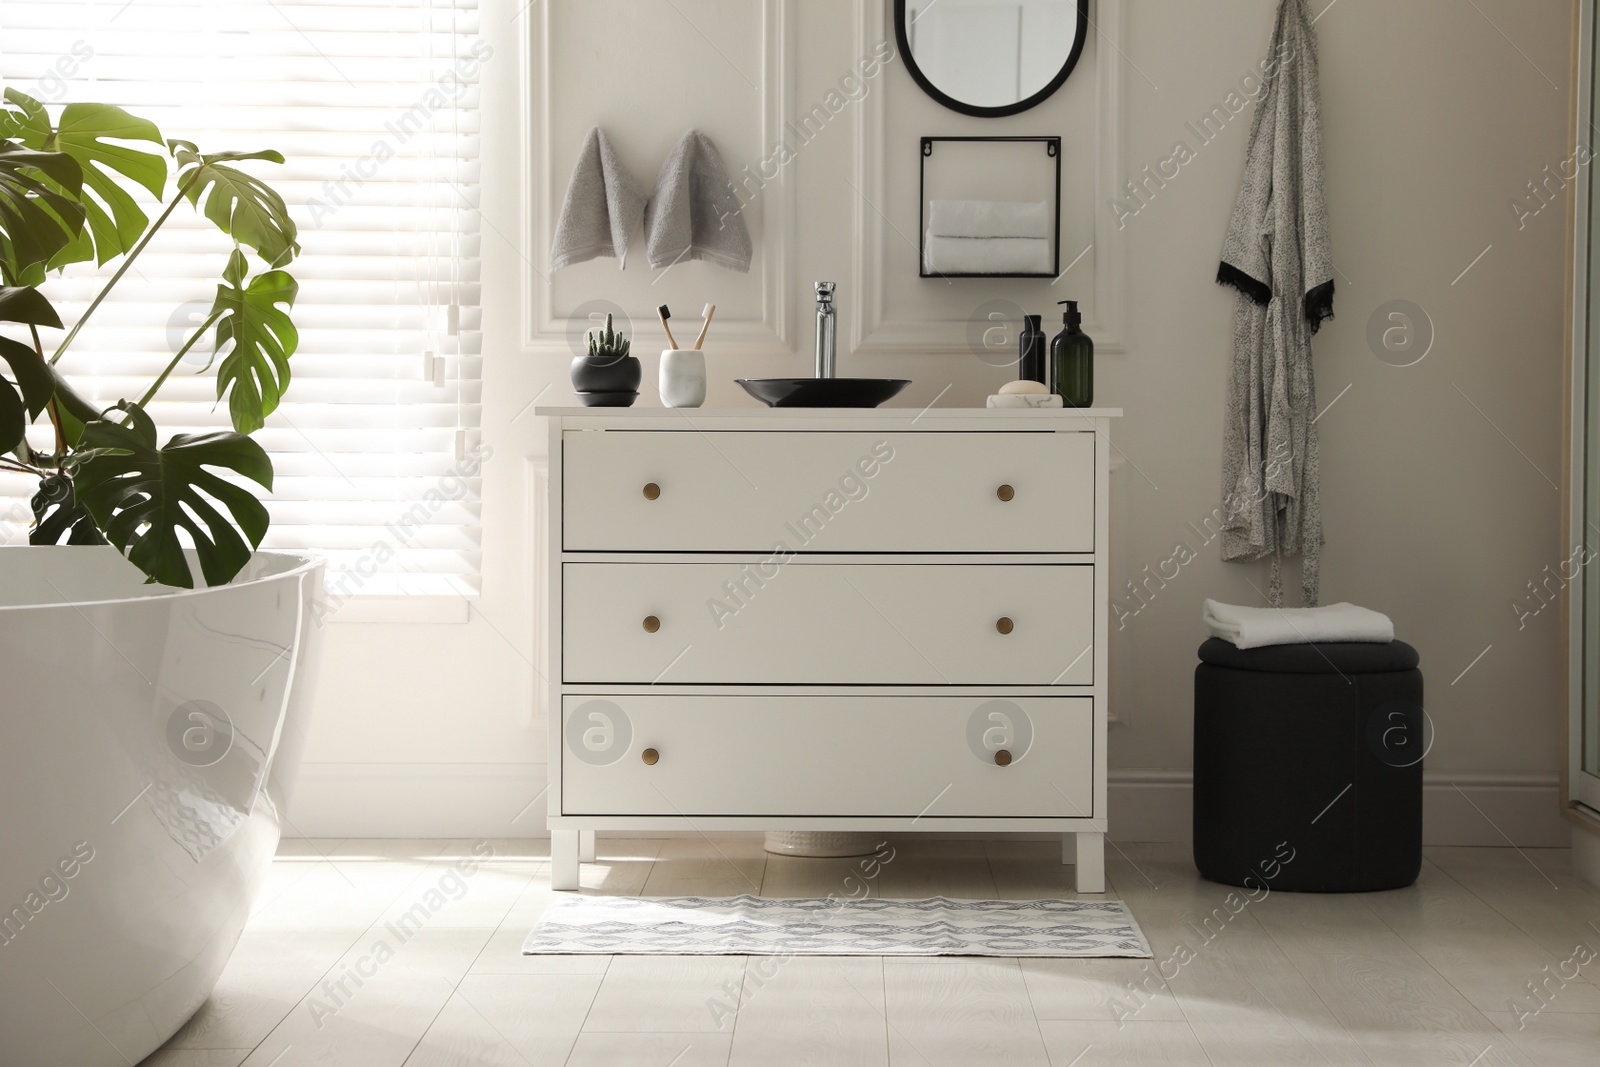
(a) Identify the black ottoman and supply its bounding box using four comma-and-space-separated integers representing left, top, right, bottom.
1193, 637, 1423, 892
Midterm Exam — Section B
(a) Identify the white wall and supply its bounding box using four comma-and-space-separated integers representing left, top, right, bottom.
290, 0, 1577, 847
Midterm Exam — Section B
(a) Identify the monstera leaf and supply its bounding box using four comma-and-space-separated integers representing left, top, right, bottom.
73, 401, 273, 588
1, 90, 166, 268
0, 356, 28, 452
0, 285, 62, 450
0, 139, 84, 278
29, 473, 106, 545
0, 283, 61, 330
0, 334, 54, 452
210, 249, 298, 433
171, 140, 299, 268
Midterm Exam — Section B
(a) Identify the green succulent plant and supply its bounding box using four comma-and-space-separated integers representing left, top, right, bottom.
0, 87, 301, 588
585, 313, 631, 360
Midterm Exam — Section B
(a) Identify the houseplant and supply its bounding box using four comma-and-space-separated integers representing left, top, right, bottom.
0, 86, 300, 587
0, 89, 321, 1065
570, 311, 640, 405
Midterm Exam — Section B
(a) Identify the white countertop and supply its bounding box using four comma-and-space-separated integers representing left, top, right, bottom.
536, 406, 1123, 420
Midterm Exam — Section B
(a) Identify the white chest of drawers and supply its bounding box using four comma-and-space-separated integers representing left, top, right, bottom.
541, 407, 1119, 892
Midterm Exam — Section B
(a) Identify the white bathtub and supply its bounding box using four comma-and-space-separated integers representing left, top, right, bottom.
0, 547, 324, 1066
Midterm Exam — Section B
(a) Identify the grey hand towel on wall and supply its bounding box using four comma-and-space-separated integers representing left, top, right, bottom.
644, 130, 752, 272
1215, 0, 1333, 607
551, 127, 647, 271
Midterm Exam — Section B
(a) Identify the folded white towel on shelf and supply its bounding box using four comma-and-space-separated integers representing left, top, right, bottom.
924, 234, 1051, 275
928, 199, 1051, 239
1202, 599, 1394, 650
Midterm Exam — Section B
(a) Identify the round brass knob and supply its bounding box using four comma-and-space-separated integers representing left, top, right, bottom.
997, 484, 1015, 502
642, 615, 661, 633
641, 747, 659, 766
996, 617, 1014, 635
643, 482, 661, 500
994, 749, 1012, 767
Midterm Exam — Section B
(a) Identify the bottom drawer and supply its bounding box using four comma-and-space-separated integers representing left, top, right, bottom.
559, 695, 1093, 818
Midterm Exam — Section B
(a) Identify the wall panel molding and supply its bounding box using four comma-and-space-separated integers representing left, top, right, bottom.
521, 0, 796, 354
526, 455, 550, 729
852, 0, 1128, 355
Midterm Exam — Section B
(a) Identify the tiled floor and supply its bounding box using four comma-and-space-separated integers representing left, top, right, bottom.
139, 837, 1600, 1066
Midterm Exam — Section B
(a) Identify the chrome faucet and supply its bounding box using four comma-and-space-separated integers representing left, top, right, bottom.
814, 281, 837, 379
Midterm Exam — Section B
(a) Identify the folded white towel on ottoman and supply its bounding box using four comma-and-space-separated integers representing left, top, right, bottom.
1203, 599, 1394, 650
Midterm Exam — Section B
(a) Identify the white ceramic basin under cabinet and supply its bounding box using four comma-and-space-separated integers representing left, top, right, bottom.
540, 407, 1121, 892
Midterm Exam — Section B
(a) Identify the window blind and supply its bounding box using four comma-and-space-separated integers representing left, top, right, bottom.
0, 0, 484, 599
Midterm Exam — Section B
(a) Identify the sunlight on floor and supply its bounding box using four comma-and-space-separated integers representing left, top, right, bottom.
142, 836, 1600, 1067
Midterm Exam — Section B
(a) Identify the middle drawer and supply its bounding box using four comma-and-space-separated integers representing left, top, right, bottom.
562, 562, 1094, 685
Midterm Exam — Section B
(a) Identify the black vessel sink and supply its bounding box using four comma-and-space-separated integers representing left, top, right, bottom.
737, 377, 910, 408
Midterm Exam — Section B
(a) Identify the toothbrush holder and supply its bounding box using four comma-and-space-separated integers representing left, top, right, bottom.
659, 348, 706, 408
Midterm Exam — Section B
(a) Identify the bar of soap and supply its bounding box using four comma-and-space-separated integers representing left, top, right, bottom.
988, 393, 1064, 408
999, 380, 1050, 395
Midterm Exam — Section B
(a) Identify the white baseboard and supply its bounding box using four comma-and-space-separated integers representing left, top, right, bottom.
1421, 773, 1569, 847
285, 762, 550, 839
283, 763, 1568, 848
1108, 770, 1192, 842
1107, 769, 1569, 848
1574, 822, 1600, 889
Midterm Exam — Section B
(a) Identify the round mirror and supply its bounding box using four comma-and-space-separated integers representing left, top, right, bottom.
895, 0, 1088, 118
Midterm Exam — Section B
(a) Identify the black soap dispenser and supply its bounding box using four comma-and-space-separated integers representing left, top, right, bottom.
1018, 314, 1046, 385
1052, 300, 1093, 408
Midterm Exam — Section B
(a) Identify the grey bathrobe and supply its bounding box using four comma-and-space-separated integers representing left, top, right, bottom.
1217, 0, 1334, 607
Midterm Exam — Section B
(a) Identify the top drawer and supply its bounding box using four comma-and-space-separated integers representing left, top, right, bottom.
562, 430, 1094, 553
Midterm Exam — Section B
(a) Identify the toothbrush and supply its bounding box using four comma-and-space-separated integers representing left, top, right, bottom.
692, 304, 716, 350
657, 304, 680, 349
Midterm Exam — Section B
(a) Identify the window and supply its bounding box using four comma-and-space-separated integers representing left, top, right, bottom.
0, 0, 484, 600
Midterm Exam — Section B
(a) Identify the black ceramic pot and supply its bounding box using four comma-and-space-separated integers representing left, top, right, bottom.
571, 353, 642, 394
576, 390, 639, 407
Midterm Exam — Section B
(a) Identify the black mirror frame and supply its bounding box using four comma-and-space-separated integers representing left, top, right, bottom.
893, 0, 1089, 118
